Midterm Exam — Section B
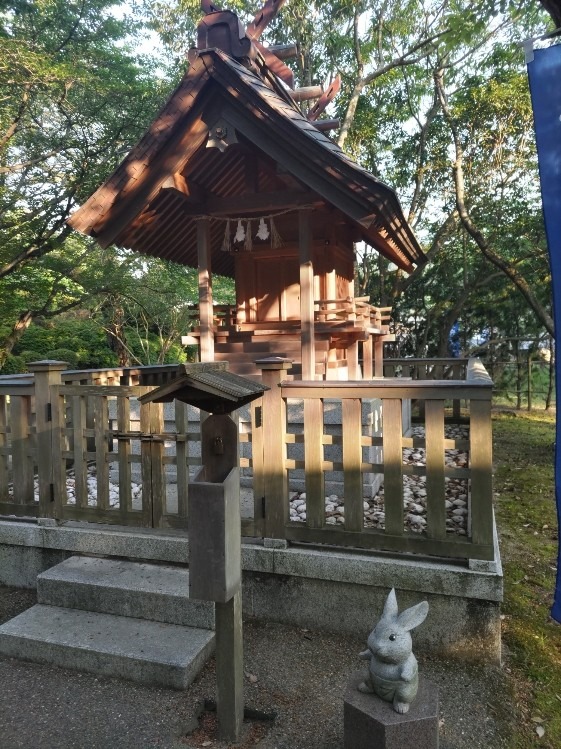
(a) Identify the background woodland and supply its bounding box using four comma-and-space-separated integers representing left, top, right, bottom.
0, 0, 557, 404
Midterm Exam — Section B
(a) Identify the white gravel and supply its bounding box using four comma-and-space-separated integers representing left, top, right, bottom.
289, 424, 470, 535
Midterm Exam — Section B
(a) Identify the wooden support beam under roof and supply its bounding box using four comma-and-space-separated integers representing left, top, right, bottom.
161, 174, 205, 206
158, 186, 322, 217
206, 188, 321, 216
314, 118, 340, 132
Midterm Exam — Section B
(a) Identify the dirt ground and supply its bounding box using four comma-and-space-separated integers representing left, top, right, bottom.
0, 584, 516, 749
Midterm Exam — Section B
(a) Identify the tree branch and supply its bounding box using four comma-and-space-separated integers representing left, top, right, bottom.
434, 67, 554, 336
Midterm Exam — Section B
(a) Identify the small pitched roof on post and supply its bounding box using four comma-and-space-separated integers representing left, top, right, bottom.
68, 3, 425, 275
139, 363, 268, 413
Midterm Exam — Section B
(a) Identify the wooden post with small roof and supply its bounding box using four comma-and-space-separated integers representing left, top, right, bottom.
139, 363, 268, 742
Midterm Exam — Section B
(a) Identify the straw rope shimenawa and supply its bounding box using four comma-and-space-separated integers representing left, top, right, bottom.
194, 205, 315, 253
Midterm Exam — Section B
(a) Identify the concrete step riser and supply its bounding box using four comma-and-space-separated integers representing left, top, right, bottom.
0, 605, 215, 690
37, 557, 215, 630
37, 579, 215, 630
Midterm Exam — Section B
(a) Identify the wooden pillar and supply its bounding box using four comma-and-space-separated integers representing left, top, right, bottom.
28, 360, 67, 518
299, 210, 315, 380
216, 588, 244, 741
197, 218, 214, 362
326, 267, 336, 316
363, 336, 373, 379
348, 340, 360, 379
374, 337, 384, 377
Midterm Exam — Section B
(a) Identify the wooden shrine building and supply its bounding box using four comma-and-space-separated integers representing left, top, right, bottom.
69, 2, 426, 379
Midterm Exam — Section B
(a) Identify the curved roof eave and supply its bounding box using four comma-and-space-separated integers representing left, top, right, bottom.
68, 49, 426, 272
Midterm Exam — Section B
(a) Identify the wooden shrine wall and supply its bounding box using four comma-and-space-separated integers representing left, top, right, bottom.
233, 241, 354, 324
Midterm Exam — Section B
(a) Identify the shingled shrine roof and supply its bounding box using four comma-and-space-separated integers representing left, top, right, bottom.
68, 6, 425, 275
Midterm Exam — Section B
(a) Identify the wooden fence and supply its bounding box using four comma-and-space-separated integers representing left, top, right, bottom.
252, 357, 494, 560
384, 358, 469, 380
0, 358, 494, 561
0, 362, 202, 528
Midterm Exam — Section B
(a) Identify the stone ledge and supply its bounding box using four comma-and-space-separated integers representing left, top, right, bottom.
0, 520, 502, 662
0, 519, 502, 603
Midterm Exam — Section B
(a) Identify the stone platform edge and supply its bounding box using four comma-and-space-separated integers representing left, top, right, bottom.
0, 518, 502, 663
0, 518, 502, 601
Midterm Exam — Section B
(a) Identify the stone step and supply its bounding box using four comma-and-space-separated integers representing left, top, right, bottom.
37, 556, 215, 630
0, 604, 215, 689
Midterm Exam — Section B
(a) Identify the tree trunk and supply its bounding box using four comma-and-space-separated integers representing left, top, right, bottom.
106, 304, 130, 367
434, 68, 555, 337
0, 311, 34, 369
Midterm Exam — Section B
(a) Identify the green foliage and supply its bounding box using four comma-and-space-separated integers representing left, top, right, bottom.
0, 354, 25, 374
11, 318, 119, 370
0, 0, 555, 373
0, 0, 170, 365
494, 411, 561, 748
348, 4, 552, 357
91, 257, 234, 366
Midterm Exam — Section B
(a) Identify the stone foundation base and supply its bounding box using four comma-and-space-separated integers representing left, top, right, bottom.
344, 671, 439, 749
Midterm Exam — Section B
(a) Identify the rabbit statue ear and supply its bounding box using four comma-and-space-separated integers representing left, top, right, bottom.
381, 588, 399, 620
397, 600, 429, 632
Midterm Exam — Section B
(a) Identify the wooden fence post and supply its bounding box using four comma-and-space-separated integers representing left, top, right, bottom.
382, 398, 404, 536
452, 361, 462, 420
469, 394, 494, 550
28, 360, 67, 518
466, 359, 494, 554
256, 358, 291, 540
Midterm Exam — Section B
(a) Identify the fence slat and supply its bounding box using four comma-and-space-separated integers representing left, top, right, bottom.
150, 402, 166, 527
0, 396, 8, 501
452, 363, 462, 419
11, 395, 34, 505
382, 398, 403, 535
117, 394, 133, 516
342, 398, 363, 531
51, 388, 67, 515
363, 337, 373, 379
72, 394, 88, 509
258, 360, 291, 539
425, 400, 446, 539
94, 396, 110, 511
140, 399, 153, 527
251, 397, 265, 534
174, 400, 189, 522
304, 399, 325, 528
470, 398, 493, 547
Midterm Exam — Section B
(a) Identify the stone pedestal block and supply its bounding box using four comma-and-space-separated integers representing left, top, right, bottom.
344, 671, 439, 749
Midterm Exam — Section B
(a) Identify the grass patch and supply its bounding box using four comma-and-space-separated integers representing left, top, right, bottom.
493, 409, 561, 748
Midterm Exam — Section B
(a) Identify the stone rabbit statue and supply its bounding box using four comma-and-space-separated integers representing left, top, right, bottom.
358, 588, 429, 714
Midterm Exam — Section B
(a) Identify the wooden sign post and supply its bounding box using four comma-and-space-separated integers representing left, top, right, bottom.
190, 413, 243, 741
139, 364, 268, 742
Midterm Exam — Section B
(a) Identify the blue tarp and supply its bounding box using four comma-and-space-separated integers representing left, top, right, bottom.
527, 42, 561, 623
